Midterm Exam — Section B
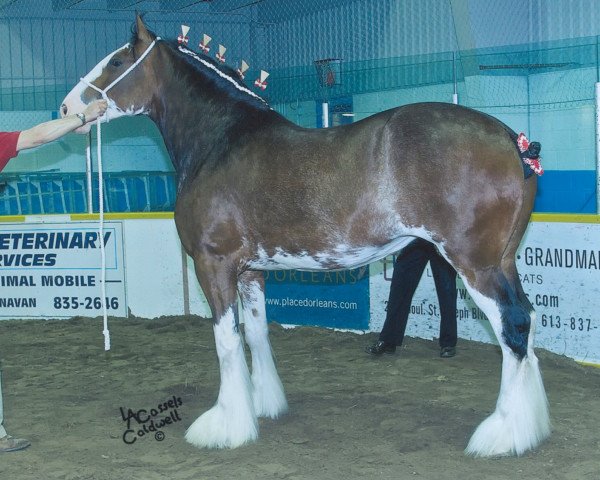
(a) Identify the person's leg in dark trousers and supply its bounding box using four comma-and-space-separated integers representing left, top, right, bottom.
366, 239, 429, 355
428, 245, 458, 357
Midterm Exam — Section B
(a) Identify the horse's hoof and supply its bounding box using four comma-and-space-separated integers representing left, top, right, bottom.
185, 404, 258, 449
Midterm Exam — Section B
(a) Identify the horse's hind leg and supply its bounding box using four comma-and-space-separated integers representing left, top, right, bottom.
471, 174, 551, 455
502, 254, 541, 354
185, 259, 258, 449
462, 265, 551, 457
238, 271, 288, 418
502, 175, 541, 357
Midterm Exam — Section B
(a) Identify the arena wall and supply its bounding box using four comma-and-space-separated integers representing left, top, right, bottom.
0, 213, 597, 366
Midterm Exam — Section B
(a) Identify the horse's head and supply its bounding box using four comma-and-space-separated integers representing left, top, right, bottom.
61, 15, 159, 133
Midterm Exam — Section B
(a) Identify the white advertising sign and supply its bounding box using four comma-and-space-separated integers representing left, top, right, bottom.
369, 222, 600, 365
0, 222, 127, 318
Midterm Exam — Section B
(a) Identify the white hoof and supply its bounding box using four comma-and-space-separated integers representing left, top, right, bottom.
185, 404, 258, 449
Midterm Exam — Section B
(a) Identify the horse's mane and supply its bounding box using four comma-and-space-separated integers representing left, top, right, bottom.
160, 37, 271, 112
128, 21, 271, 112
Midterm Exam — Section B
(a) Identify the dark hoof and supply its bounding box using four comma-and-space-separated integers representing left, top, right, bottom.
365, 341, 396, 356
440, 346, 456, 358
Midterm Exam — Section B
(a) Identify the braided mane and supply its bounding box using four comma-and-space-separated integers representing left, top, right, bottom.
163, 38, 271, 111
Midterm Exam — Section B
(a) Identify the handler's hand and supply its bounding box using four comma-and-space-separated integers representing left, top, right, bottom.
82, 99, 108, 123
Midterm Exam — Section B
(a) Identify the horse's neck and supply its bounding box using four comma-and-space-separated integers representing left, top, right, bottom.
149, 73, 280, 185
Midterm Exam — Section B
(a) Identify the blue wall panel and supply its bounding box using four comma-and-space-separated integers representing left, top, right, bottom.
534, 170, 596, 213
264, 267, 370, 330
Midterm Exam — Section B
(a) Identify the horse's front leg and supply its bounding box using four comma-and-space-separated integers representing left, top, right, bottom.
238, 271, 288, 418
185, 259, 258, 449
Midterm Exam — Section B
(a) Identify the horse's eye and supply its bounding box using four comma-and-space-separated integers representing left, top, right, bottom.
110, 58, 123, 67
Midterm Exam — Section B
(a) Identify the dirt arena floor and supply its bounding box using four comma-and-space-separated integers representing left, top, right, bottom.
0, 315, 598, 480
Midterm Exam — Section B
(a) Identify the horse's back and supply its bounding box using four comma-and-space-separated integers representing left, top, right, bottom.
302, 102, 522, 180
383, 102, 519, 164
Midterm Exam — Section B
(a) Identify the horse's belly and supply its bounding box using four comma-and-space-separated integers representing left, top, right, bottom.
248, 236, 417, 271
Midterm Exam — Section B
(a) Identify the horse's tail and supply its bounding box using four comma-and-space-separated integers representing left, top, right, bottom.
500, 123, 544, 179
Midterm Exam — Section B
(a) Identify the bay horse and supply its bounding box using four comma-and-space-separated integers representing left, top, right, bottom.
61, 15, 550, 457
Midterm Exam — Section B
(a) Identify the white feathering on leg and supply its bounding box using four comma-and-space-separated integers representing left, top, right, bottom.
463, 283, 551, 457
465, 349, 551, 457
185, 308, 258, 449
241, 280, 288, 418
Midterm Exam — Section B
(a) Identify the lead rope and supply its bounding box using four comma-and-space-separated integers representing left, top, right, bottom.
84, 120, 110, 350
97, 118, 110, 351
79, 37, 161, 351
85, 136, 93, 213
85, 119, 110, 352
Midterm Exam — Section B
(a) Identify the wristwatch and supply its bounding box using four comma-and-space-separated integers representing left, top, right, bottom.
75, 112, 86, 125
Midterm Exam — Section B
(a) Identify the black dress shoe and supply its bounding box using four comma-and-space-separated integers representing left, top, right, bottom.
440, 346, 456, 358
365, 340, 396, 356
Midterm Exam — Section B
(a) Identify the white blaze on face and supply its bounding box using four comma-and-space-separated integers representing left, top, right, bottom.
61, 43, 145, 133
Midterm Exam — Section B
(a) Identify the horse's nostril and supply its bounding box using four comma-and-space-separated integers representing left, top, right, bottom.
61, 104, 68, 116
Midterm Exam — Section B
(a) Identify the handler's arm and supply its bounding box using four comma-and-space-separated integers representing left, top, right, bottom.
16, 100, 108, 151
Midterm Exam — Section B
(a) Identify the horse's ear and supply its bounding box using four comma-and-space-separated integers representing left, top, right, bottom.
135, 14, 154, 43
